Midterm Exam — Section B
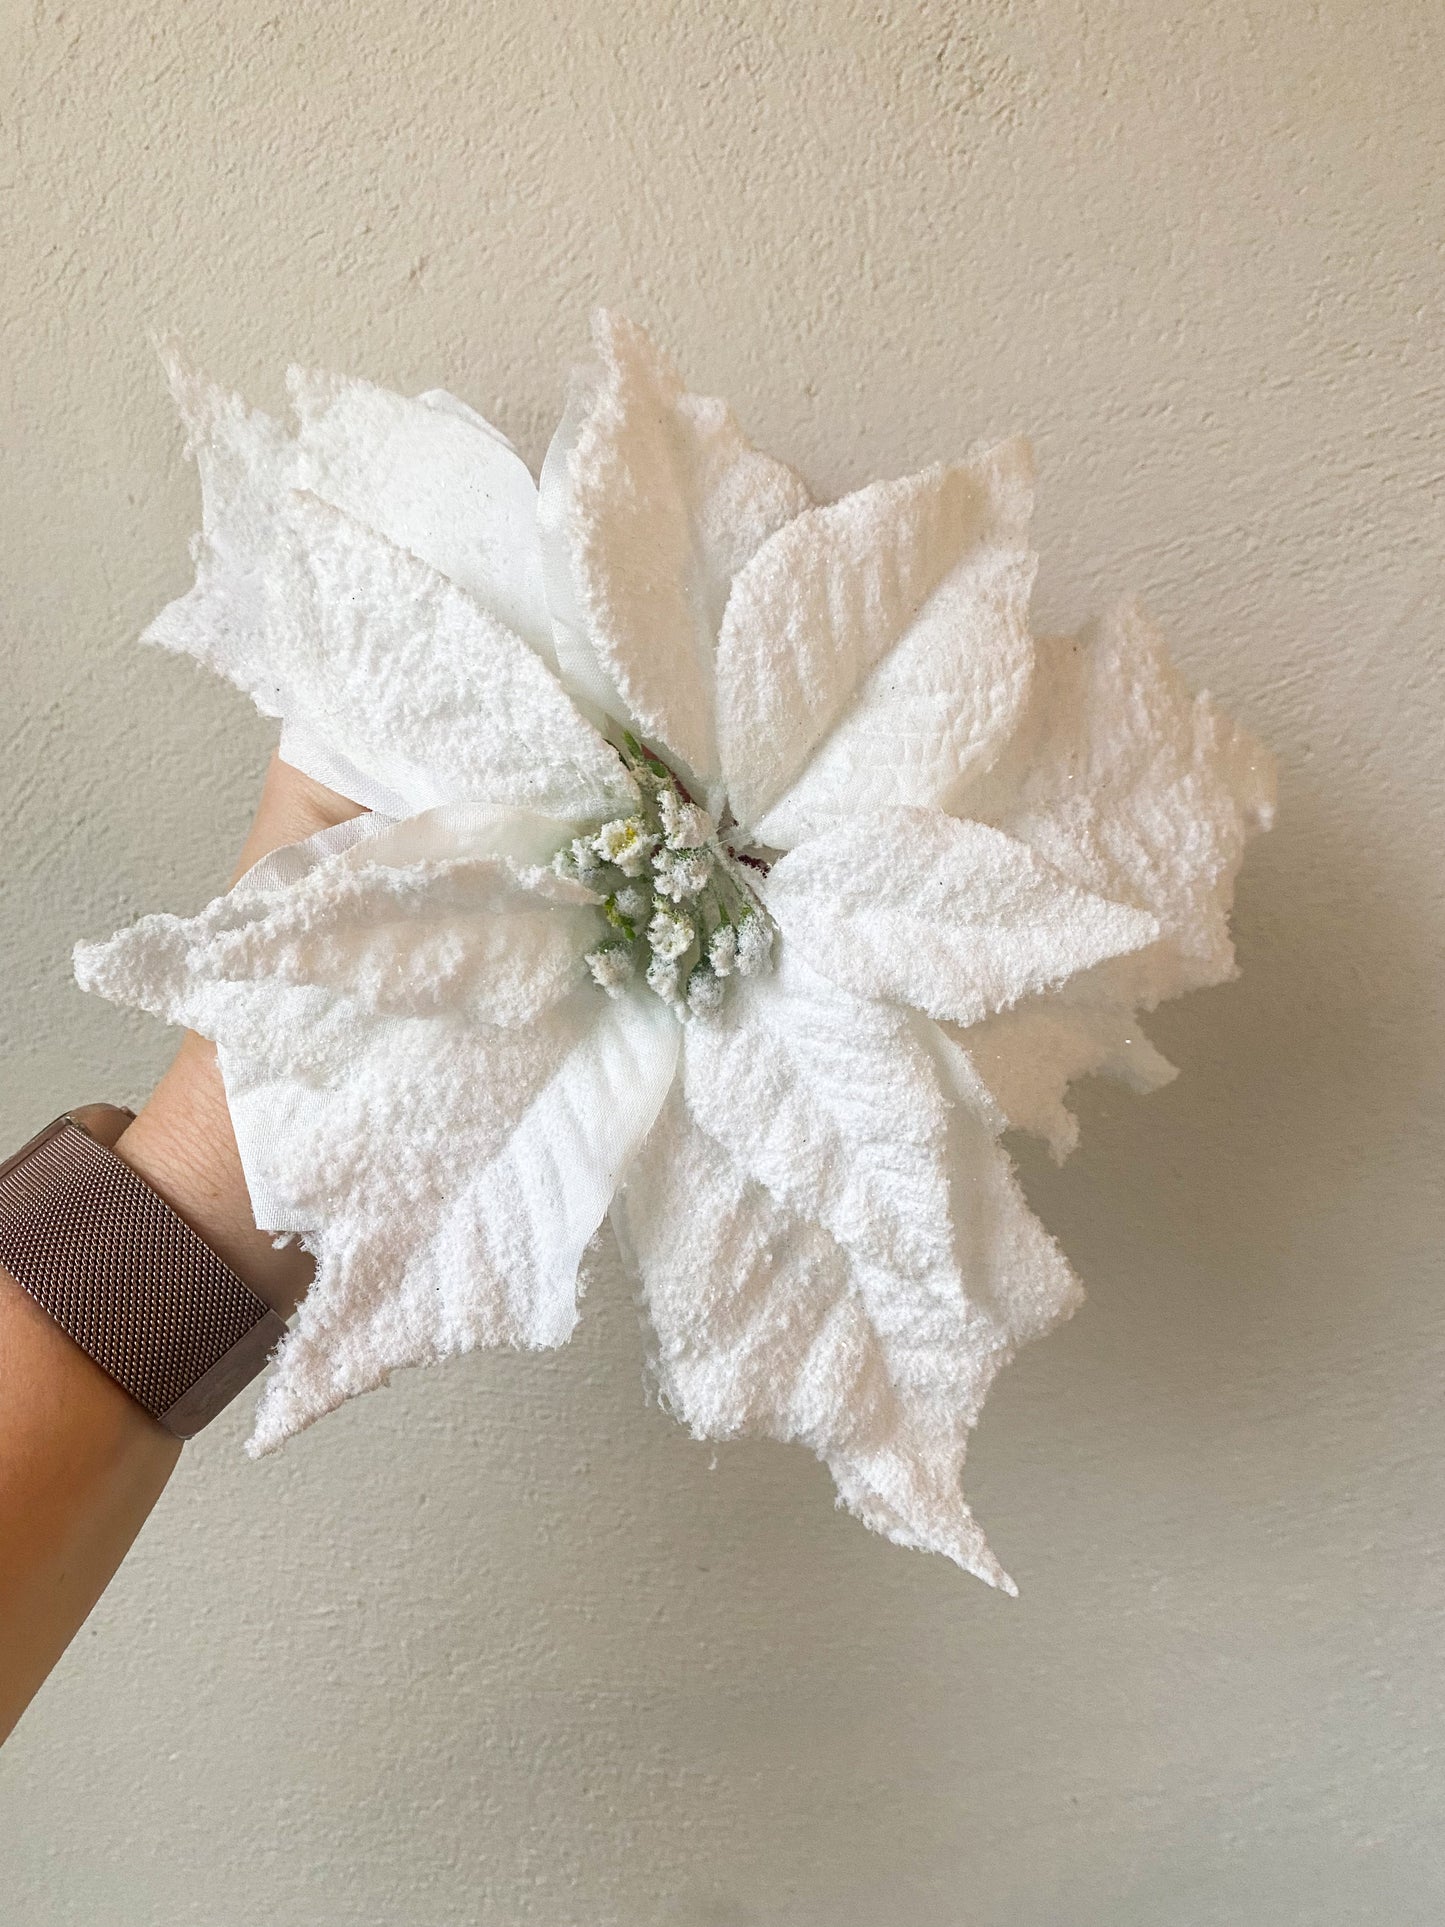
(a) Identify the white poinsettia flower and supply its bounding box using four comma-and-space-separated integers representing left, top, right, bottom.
75, 312, 1274, 1590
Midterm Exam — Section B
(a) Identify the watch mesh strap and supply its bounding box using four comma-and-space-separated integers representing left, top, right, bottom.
0, 1116, 287, 1438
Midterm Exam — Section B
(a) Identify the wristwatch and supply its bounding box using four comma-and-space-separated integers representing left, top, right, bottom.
0, 1106, 287, 1438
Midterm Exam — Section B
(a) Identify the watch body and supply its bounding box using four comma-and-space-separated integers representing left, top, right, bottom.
0, 1109, 286, 1437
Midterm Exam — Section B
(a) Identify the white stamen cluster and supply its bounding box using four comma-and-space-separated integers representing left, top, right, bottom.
554, 733, 774, 1016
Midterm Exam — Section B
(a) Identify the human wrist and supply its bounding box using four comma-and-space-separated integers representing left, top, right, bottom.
114, 1035, 311, 1321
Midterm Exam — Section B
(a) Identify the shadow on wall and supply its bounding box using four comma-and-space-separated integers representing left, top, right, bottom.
1012, 761, 1432, 1414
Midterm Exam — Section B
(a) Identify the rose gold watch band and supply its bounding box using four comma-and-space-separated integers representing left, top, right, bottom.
0, 1108, 287, 1438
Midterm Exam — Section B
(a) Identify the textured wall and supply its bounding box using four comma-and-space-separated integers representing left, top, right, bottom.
2, 2, 1442, 1921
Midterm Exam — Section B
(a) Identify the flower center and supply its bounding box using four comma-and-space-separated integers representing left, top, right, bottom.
552, 733, 774, 1015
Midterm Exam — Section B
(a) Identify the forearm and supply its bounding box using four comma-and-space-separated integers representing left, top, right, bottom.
0, 754, 357, 1743
0, 1253, 180, 1742
0, 1042, 314, 1743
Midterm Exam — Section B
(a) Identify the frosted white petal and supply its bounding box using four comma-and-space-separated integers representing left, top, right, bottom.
145, 361, 633, 819
538, 310, 811, 797
75, 824, 677, 1450
288, 369, 555, 667
717, 445, 1036, 841
933, 599, 1275, 1156
265, 492, 634, 818
747, 447, 1040, 855
82, 811, 598, 1035
145, 355, 296, 713
249, 986, 678, 1451
955, 597, 1277, 1008
943, 1002, 1177, 1161
765, 807, 1158, 1028
614, 1071, 1081, 1589
679, 950, 957, 1281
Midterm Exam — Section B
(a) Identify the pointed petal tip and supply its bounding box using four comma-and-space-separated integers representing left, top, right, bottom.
72, 928, 138, 1002
946, 432, 1036, 551
586, 307, 678, 390
246, 1350, 348, 1457
147, 327, 185, 388
1097, 590, 1280, 837
976, 428, 1036, 499
72, 911, 198, 1017
587, 302, 619, 341
932, 1518, 1018, 1593
588, 304, 639, 350
71, 935, 106, 993
891, 1507, 1021, 1595
586, 305, 629, 368
284, 361, 343, 418
148, 339, 235, 448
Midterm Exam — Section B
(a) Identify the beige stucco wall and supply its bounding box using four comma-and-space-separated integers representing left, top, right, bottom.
2, 2, 1442, 1921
